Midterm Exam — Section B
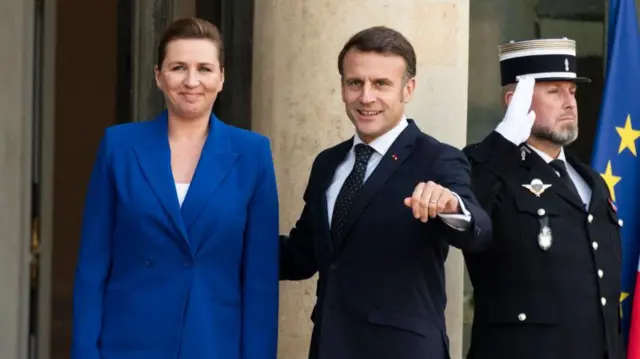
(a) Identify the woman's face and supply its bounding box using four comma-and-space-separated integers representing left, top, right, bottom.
155, 38, 224, 120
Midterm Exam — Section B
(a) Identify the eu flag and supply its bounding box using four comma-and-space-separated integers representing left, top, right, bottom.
591, 0, 640, 349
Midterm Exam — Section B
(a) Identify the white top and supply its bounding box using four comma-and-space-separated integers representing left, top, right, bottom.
325, 116, 471, 230
175, 182, 190, 207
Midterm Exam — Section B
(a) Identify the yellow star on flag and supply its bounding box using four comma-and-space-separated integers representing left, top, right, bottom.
616, 115, 640, 156
600, 161, 621, 202
621, 292, 630, 318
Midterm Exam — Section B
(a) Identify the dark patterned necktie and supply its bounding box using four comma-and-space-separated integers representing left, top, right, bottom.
331, 143, 375, 246
549, 159, 581, 200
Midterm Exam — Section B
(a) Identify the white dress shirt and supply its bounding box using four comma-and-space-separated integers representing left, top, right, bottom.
528, 145, 592, 207
326, 117, 472, 231
175, 182, 190, 207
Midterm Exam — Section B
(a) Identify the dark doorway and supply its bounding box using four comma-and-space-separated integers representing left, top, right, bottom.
116, 0, 133, 125
196, 0, 255, 129
49, 1, 119, 358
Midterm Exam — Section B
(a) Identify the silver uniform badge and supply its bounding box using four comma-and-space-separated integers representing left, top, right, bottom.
520, 146, 531, 161
523, 179, 552, 197
538, 226, 553, 250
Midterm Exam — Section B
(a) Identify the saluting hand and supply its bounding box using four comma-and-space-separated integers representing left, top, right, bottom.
495, 75, 537, 145
403, 181, 460, 223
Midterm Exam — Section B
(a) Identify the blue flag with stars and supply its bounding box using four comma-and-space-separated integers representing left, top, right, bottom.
591, 0, 640, 347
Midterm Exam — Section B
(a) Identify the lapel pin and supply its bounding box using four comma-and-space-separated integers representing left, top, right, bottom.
608, 198, 617, 213
520, 146, 531, 161
522, 178, 552, 197
538, 226, 553, 251
391, 154, 398, 161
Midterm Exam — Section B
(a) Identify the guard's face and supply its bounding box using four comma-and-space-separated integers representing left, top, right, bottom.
530, 81, 578, 145
341, 49, 415, 144
155, 39, 224, 120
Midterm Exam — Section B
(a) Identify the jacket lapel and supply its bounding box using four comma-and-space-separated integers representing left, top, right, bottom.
133, 112, 239, 252
335, 121, 419, 247
134, 112, 190, 247
180, 115, 239, 235
567, 155, 604, 211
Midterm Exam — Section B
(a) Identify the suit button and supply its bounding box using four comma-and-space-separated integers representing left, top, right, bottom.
588, 214, 594, 223
598, 269, 604, 278
330, 263, 338, 270
592, 242, 599, 251
518, 313, 526, 321
537, 208, 546, 216
601, 297, 607, 306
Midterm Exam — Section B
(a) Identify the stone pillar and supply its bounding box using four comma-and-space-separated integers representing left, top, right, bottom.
251, 1, 470, 358
0, 1, 35, 359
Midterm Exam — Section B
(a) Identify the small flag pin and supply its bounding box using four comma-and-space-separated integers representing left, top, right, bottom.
391, 154, 398, 160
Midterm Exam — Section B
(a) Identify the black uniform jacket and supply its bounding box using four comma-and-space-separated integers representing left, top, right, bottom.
463, 131, 624, 359
280, 120, 493, 359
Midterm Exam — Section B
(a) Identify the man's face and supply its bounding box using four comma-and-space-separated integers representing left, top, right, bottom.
530, 81, 579, 146
341, 49, 415, 143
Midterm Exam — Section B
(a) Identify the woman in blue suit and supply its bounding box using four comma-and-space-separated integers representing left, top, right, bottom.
71, 18, 279, 359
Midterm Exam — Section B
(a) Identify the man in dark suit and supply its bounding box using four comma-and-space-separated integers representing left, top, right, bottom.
279, 26, 493, 359
460, 39, 624, 359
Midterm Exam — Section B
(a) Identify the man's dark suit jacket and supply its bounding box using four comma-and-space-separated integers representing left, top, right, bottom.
280, 120, 493, 359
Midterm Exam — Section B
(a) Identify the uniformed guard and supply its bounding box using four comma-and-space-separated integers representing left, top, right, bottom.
459, 38, 624, 359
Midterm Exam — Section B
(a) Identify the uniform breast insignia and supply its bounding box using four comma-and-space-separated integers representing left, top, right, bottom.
538, 225, 553, 251
520, 146, 531, 161
535, 210, 553, 251
522, 179, 552, 197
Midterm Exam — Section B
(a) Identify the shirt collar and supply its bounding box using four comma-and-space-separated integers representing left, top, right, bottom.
528, 144, 567, 164
352, 116, 409, 156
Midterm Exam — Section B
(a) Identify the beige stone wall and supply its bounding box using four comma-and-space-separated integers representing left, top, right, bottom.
0, 1, 35, 359
252, 1, 470, 358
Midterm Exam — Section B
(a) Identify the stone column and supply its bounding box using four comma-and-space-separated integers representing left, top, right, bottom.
0, 1, 35, 359
251, 1, 470, 358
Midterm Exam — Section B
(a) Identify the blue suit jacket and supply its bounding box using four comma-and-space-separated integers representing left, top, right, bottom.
71, 111, 280, 359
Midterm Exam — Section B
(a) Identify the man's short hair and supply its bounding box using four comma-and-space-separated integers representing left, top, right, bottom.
337, 26, 417, 80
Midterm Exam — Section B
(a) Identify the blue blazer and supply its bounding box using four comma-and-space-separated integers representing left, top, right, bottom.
71, 111, 280, 359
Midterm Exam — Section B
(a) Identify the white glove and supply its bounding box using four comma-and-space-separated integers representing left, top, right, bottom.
495, 76, 537, 145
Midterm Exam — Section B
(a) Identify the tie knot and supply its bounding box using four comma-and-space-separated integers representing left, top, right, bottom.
354, 144, 374, 164
549, 159, 568, 177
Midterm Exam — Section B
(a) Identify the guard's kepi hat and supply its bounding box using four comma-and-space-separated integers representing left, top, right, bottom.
498, 38, 591, 86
